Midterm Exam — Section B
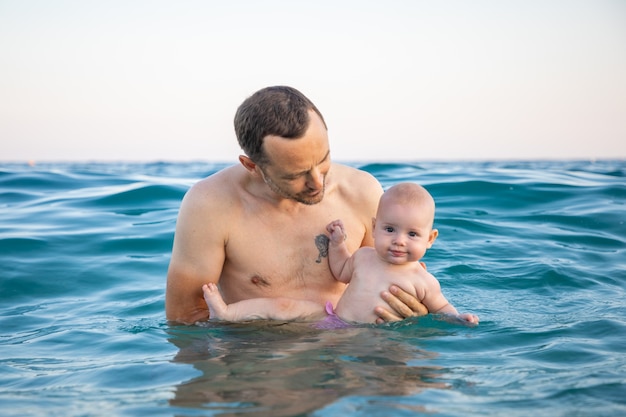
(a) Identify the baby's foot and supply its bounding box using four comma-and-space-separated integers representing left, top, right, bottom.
202, 283, 229, 320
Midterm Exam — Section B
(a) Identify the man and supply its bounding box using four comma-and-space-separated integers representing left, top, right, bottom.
166, 86, 427, 324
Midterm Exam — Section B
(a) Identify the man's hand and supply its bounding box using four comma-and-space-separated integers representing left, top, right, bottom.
375, 285, 429, 324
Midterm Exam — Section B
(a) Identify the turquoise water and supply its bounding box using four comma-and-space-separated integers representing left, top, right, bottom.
1, 160, 625, 416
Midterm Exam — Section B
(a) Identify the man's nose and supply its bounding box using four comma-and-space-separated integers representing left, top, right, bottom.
306, 168, 324, 190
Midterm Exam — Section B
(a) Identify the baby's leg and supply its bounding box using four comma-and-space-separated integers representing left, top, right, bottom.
202, 283, 231, 320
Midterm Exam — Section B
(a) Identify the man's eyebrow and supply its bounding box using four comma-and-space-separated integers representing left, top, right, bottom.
288, 150, 331, 177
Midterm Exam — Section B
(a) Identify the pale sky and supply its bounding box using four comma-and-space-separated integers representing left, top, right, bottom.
1, 0, 625, 162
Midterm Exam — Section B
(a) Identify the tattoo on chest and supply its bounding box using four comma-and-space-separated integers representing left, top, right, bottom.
314, 234, 330, 263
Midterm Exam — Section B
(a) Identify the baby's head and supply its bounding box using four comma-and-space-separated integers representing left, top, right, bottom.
373, 182, 438, 264
379, 182, 435, 224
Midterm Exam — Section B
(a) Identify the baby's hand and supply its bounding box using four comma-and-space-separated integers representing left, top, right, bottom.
458, 313, 479, 326
326, 219, 347, 244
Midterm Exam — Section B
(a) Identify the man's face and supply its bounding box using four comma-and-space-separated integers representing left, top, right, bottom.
258, 111, 331, 205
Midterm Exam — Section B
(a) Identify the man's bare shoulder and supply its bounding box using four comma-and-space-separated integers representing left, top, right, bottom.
329, 163, 383, 201
330, 162, 378, 183
182, 165, 245, 210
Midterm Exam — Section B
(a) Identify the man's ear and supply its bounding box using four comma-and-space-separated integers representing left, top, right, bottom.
239, 155, 257, 173
427, 229, 439, 248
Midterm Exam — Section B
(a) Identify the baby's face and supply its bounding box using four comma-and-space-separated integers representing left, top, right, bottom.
373, 202, 436, 265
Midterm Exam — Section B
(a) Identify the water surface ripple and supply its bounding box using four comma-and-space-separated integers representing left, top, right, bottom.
1, 160, 624, 416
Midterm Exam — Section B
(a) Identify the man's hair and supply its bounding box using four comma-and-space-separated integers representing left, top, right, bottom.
234, 86, 327, 165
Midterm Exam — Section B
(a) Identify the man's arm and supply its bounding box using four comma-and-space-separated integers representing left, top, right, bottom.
166, 183, 227, 324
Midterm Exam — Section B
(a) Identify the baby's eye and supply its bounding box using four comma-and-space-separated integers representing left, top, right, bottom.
408, 231, 418, 238
384, 226, 394, 233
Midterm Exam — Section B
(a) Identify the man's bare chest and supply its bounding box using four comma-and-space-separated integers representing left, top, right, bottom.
228, 216, 328, 270
219, 210, 362, 296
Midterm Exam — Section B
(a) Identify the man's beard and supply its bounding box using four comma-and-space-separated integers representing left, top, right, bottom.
263, 174, 325, 205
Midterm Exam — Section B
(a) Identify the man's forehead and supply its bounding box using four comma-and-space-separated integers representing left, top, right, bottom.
263, 122, 330, 172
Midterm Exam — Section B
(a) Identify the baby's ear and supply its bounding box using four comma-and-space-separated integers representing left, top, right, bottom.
428, 229, 439, 247
371, 217, 377, 229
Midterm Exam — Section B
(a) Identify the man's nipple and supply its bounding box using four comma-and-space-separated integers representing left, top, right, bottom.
251, 275, 270, 287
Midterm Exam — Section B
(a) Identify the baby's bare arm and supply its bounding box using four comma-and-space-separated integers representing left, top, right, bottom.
420, 277, 480, 326
326, 219, 354, 283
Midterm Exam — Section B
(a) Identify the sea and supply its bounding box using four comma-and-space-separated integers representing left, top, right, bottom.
1, 160, 624, 417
